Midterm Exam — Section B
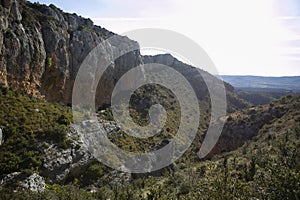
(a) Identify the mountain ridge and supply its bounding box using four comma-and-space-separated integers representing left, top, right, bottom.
219, 75, 300, 92
0, 1, 299, 199
0, 0, 248, 112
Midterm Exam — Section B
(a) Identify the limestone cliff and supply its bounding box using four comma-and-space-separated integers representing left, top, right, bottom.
0, 0, 142, 106
0, 0, 248, 111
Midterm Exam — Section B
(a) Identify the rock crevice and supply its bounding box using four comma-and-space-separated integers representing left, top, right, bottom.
0, 0, 143, 107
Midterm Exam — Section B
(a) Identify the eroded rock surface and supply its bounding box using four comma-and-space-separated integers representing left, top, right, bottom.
0, 0, 143, 107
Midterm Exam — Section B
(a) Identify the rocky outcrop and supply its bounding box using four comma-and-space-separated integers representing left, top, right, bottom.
0, 128, 3, 145
0, 172, 21, 189
0, 0, 143, 107
19, 173, 45, 192
41, 128, 92, 183
0, 172, 45, 192
0, 1, 247, 111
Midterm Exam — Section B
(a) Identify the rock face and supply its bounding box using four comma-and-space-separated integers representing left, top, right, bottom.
0, 1, 247, 111
41, 128, 92, 183
0, 128, 3, 145
19, 173, 45, 192
0, 172, 45, 192
0, 0, 143, 107
0, 172, 21, 189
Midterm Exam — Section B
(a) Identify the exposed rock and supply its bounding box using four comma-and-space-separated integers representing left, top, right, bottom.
101, 169, 131, 186
0, 1, 47, 97
41, 129, 92, 183
0, 172, 21, 189
19, 173, 45, 192
10, 0, 22, 21
73, 119, 178, 175
0, 1, 247, 113
0, 172, 45, 192
0, 15, 8, 31
0, 1, 143, 107
0, 128, 3, 145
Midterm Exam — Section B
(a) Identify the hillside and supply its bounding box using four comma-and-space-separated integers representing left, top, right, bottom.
144, 54, 249, 112
235, 90, 294, 106
210, 95, 299, 155
0, 85, 299, 199
219, 75, 300, 105
0, 0, 299, 199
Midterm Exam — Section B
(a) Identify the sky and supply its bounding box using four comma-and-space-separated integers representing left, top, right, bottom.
28, 0, 300, 76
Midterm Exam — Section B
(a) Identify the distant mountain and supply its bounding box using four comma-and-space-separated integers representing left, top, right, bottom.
219, 75, 300, 92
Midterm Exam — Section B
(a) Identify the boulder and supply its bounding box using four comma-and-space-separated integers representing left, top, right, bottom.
19, 173, 45, 192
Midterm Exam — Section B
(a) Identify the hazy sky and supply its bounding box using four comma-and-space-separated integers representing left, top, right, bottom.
28, 0, 300, 76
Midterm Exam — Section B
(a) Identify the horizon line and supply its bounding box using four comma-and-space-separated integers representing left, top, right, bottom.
218, 74, 300, 77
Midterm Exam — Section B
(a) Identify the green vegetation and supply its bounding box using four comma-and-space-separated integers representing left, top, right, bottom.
4, 0, 299, 198
236, 90, 295, 105
20, 1, 57, 26
0, 84, 72, 175
0, 84, 299, 199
